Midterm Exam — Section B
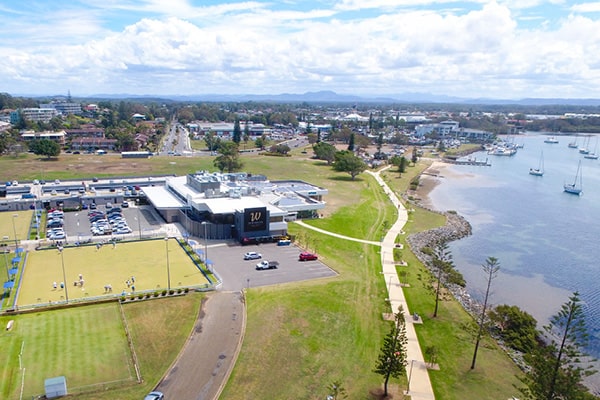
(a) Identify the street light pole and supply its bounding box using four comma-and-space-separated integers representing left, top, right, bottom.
164, 237, 171, 292
11, 214, 18, 250
406, 359, 415, 394
202, 221, 209, 272
3, 247, 9, 281
59, 248, 69, 304
137, 207, 142, 240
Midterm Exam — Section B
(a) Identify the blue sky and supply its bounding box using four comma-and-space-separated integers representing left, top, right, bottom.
1, 0, 600, 99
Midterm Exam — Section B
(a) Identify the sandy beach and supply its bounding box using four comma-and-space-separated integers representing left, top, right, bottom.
414, 161, 448, 209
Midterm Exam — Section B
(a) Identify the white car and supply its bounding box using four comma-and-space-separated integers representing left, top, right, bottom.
256, 260, 278, 270
244, 252, 262, 260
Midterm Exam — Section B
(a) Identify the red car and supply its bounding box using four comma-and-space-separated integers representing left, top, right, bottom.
299, 252, 318, 261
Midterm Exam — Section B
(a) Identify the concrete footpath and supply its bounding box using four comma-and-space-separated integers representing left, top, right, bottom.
367, 168, 436, 400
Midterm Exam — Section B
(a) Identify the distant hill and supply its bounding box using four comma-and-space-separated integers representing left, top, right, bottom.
32, 90, 600, 106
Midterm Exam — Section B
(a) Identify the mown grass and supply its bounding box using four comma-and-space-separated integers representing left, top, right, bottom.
0, 303, 133, 399
0, 210, 33, 246
19, 239, 209, 306
73, 293, 204, 400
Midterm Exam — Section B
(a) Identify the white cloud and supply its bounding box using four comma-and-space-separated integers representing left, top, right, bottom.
571, 2, 600, 13
2, 1, 600, 98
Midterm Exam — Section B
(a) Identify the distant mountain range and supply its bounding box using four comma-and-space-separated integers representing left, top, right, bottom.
63, 90, 600, 106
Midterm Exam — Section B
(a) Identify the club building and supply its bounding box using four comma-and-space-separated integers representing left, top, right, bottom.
142, 171, 327, 242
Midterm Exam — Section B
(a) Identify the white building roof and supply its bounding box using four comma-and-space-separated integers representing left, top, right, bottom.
142, 186, 186, 208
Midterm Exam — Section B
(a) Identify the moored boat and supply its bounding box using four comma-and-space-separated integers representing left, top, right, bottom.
564, 161, 583, 195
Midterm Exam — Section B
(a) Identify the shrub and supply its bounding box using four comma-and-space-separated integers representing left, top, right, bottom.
161, 290, 167, 296
184, 288, 189, 293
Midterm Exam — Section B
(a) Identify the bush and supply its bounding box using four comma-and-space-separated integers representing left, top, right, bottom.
161, 290, 167, 296
168, 290, 175, 295
153, 292, 159, 297
184, 288, 189, 293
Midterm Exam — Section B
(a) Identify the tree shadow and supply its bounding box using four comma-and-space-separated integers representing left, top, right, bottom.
328, 175, 366, 182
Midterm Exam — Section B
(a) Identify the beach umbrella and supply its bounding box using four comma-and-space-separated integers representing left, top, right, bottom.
8, 268, 18, 275
3, 281, 14, 289
11, 256, 21, 264
15, 248, 24, 254
206, 259, 214, 265
195, 249, 204, 255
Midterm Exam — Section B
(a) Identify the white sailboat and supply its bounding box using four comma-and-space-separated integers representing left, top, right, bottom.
584, 137, 599, 160
579, 136, 591, 154
564, 161, 583, 195
529, 150, 544, 176
568, 135, 578, 148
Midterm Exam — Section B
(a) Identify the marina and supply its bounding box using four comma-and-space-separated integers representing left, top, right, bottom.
429, 132, 600, 363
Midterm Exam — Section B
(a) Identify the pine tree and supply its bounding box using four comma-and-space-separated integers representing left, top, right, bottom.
374, 306, 408, 397
232, 118, 241, 144
519, 292, 597, 399
348, 133, 355, 151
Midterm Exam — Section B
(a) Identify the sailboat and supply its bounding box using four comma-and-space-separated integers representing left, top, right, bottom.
529, 150, 544, 176
568, 135, 578, 148
584, 137, 599, 159
564, 161, 583, 195
579, 136, 590, 154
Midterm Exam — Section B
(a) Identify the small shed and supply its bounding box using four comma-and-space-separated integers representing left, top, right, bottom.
45, 376, 67, 398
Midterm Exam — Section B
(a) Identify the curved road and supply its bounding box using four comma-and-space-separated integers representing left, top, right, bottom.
156, 291, 245, 400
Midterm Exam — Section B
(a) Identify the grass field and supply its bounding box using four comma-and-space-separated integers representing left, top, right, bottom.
0, 210, 33, 247
0, 303, 134, 399
18, 239, 209, 306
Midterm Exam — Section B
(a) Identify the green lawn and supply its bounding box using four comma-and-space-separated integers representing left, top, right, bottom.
17, 239, 209, 306
0, 303, 133, 399
0, 210, 33, 247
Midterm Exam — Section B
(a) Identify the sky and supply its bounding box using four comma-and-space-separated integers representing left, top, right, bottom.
1, 0, 600, 100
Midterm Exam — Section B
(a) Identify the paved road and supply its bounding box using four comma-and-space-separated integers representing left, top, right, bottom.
156, 291, 245, 400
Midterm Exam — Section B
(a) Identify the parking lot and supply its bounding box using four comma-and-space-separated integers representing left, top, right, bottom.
204, 242, 338, 291
60, 203, 164, 242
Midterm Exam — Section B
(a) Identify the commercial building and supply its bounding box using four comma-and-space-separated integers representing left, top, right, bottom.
143, 171, 327, 242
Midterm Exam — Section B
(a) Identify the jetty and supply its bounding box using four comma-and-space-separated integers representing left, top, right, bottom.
443, 157, 491, 166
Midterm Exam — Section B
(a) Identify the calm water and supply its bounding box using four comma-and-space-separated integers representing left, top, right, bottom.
429, 133, 600, 357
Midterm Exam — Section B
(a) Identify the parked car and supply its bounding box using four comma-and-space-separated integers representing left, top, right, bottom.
121, 201, 129, 208
144, 391, 164, 400
243, 252, 262, 260
299, 252, 318, 261
256, 260, 279, 270
90, 203, 97, 210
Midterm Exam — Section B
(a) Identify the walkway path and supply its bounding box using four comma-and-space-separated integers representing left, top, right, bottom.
294, 220, 382, 246
366, 167, 436, 400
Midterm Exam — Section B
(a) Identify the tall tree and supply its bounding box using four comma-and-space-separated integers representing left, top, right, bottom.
213, 141, 243, 173
377, 132, 384, 153
471, 257, 500, 369
243, 121, 250, 150
204, 132, 221, 152
432, 241, 453, 318
347, 133, 355, 151
333, 150, 367, 180
232, 118, 241, 144
519, 292, 597, 400
374, 306, 408, 397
